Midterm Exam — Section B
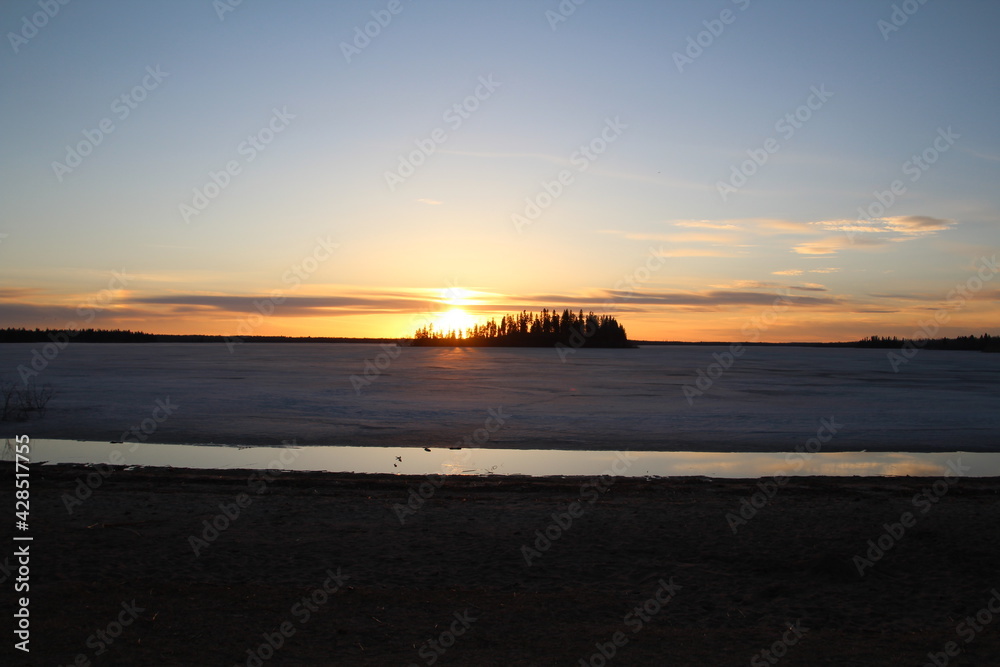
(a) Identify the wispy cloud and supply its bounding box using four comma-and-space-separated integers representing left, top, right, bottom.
601, 227, 743, 248
670, 218, 815, 234
128, 294, 425, 316
815, 215, 955, 236
710, 279, 827, 292
794, 236, 890, 255
0, 288, 44, 299
884, 215, 956, 234
793, 216, 955, 255
672, 220, 741, 230
653, 247, 747, 258
601, 289, 841, 308
645, 216, 958, 258
868, 292, 942, 301
461, 288, 843, 312
597, 215, 945, 280
709, 280, 784, 289
598, 230, 673, 241
962, 147, 1000, 162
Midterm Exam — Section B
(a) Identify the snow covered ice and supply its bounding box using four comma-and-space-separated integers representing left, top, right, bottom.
2, 343, 998, 451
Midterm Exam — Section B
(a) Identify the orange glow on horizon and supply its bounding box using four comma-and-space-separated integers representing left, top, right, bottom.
429, 308, 477, 337
2, 283, 998, 342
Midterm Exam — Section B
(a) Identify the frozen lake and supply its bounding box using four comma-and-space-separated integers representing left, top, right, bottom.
1, 343, 998, 452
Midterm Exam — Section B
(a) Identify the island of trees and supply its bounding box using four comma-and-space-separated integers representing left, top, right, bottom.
412, 310, 632, 348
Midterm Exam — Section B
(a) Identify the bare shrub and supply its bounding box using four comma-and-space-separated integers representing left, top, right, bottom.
1, 382, 54, 421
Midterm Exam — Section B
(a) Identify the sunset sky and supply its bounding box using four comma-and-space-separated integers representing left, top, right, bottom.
2, 0, 998, 341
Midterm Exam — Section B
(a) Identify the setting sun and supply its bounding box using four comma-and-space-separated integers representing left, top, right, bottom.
432, 308, 477, 336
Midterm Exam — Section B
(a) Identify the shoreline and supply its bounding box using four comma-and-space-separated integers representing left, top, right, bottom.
12, 441, 1000, 480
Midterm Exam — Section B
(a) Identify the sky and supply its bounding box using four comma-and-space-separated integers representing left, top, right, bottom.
1, 0, 998, 342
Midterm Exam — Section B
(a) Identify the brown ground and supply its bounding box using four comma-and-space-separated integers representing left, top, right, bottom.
2, 464, 1000, 666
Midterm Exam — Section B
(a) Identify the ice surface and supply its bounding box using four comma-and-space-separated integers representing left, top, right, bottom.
1, 343, 998, 451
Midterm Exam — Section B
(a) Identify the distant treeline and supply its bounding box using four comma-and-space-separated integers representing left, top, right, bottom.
413, 310, 632, 348
639, 333, 1000, 352
854, 334, 1000, 352
0, 328, 403, 345
0, 327, 996, 351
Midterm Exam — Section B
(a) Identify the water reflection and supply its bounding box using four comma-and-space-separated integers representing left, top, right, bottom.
6, 439, 1000, 478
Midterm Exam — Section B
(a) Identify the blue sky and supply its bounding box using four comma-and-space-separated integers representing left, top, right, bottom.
1, 0, 998, 340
